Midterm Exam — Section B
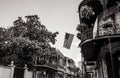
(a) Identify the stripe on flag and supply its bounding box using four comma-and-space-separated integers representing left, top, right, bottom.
63, 33, 74, 49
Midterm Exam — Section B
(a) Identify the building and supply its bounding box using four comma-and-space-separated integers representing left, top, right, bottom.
33, 47, 58, 78
57, 50, 66, 78
78, 61, 86, 78
74, 65, 82, 78
65, 57, 75, 78
33, 47, 81, 78
65, 57, 82, 78
77, 0, 120, 78
33, 49, 58, 78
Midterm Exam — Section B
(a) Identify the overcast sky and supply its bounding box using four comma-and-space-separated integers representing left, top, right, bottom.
0, 0, 82, 66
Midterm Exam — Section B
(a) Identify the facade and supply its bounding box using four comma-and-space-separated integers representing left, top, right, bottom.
77, 0, 120, 78
33, 48, 59, 78
65, 57, 75, 78
78, 61, 86, 78
74, 65, 82, 78
57, 50, 66, 78
65, 57, 82, 78
33, 49, 81, 78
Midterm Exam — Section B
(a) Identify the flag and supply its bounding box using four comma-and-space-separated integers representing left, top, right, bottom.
63, 33, 74, 49
93, 17, 98, 38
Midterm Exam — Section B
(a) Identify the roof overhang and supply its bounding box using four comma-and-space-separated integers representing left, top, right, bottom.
80, 35, 120, 61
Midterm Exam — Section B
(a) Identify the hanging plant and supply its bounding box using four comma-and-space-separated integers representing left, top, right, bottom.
80, 5, 95, 19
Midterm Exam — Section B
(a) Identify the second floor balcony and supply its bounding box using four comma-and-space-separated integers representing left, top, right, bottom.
34, 56, 58, 70
78, 5, 120, 61
78, 5, 120, 41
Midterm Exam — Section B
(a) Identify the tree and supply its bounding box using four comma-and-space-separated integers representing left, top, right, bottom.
0, 15, 59, 69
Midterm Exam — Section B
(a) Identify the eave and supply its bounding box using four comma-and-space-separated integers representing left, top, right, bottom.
80, 35, 120, 61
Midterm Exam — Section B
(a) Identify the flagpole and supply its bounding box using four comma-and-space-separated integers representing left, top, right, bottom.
108, 38, 115, 78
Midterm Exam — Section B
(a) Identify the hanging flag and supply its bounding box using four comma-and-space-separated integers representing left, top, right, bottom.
93, 17, 98, 38
63, 33, 74, 49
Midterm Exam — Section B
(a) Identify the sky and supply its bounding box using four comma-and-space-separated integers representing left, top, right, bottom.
0, 0, 82, 66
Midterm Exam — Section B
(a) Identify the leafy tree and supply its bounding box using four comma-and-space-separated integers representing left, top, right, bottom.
0, 15, 59, 69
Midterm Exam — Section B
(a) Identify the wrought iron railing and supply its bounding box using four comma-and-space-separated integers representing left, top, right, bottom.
81, 28, 93, 41
79, 6, 120, 42
35, 57, 58, 69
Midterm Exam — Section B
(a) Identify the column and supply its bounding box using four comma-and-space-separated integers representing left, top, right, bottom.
24, 64, 28, 78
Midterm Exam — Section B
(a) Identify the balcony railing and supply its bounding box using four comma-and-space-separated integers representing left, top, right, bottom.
46, 62, 57, 69
97, 5, 120, 36
81, 28, 93, 41
34, 58, 58, 70
79, 6, 120, 42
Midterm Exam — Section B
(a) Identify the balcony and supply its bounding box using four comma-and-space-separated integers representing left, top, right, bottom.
97, 6, 120, 36
80, 5, 120, 61
79, 5, 120, 41
34, 57, 58, 70
81, 28, 93, 41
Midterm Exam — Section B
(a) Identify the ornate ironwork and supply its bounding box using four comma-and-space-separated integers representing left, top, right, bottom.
81, 28, 93, 41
